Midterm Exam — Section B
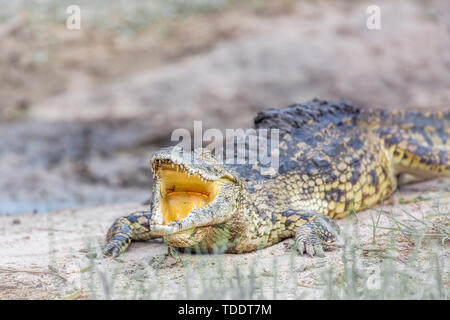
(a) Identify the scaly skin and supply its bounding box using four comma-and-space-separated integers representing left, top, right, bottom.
104, 99, 449, 258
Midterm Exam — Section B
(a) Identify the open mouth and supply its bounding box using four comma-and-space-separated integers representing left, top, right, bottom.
153, 160, 222, 225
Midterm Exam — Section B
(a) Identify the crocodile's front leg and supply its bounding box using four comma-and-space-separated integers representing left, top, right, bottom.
269, 210, 343, 256
293, 212, 342, 257
103, 211, 160, 257
271, 210, 342, 257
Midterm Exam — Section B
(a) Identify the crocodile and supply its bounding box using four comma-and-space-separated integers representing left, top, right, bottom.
103, 99, 449, 257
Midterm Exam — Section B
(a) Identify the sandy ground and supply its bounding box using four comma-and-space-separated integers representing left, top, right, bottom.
1, 178, 448, 299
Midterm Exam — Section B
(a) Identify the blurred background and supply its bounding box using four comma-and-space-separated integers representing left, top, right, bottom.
0, 0, 449, 214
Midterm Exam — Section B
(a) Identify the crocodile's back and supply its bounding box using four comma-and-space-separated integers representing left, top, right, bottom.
230, 99, 449, 220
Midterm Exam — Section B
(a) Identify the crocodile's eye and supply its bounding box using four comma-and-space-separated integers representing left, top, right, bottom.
154, 160, 228, 225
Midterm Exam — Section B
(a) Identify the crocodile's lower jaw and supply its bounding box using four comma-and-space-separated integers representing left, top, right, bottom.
157, 166, 221, 225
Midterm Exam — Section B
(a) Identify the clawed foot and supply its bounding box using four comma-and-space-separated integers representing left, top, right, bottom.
103, 241, 122, 258
295, 214, 342, 257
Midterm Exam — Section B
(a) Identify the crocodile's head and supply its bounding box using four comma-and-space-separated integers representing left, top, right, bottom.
148, 146, 245, 247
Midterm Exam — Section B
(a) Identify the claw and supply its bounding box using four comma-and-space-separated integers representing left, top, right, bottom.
305, 243, 315, 256
103, 242, 121, 258
298, 240, 305, 255
313, 243, 325, 257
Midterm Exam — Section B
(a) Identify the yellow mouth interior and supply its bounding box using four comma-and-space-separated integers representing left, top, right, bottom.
157, 165, 221, 225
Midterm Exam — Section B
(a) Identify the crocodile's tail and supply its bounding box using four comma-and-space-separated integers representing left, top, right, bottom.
372, 109, 450, 178
253, 99, 449, 178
